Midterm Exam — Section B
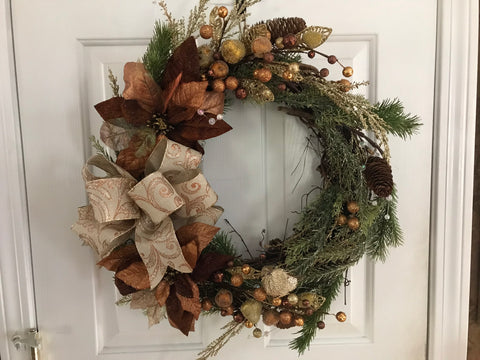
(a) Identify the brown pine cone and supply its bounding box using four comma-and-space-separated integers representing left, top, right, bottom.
263, 17, 307, 42
364, 156, 394, 198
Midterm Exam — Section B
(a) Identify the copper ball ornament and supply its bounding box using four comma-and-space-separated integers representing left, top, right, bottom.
327, 55, 337, 64
253, 287, 267, 302
338, 79, 352, 92
218, 6, 228, 18
337, 214, 348, 226
272, 297, 282, 307
263, 52, 274, 63
347, 201, 360, 214
342, 66, 354, 77
317, 320, 326, 329
347, 217, 360, 231
305, 307, 314, 316
254, 68, 272, 83
215, 289, 233, 308
221, 306, 234, 316
242, 264, 252, 274
210, 60, 229, 79
234, 312, 245, 323
225, 76, 239, 90
336, 311, 347, 322
244, 320, 254, 328
262, 310, 280, 326
212, 79, 226, 93
200, 25, 213, 39
279, 310, 293, 325
294, 316, 305, 327
308, 50, 316, 58
231, 274, 244, 287
282, 34, 297, 48
235, 87, 247, 100
320, 68, 329, 77
202, 299, 213, 311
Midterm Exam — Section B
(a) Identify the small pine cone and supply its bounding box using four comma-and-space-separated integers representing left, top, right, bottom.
264, 17, 307, 42
364, 156, 394, 198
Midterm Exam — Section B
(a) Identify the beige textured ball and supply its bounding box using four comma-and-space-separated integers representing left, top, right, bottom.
261, 268, 297, 298
251, 36, 272, 57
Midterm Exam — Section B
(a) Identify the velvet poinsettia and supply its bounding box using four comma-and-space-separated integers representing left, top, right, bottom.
94, 36, 232, 179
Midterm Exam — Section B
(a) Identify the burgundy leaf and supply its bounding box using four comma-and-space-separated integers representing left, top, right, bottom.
173, 115, 233, 141
161, 37, 201, 89
191, 252, 234, 282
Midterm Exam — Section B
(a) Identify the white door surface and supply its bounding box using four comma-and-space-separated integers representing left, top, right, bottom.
9, 0, 437, 359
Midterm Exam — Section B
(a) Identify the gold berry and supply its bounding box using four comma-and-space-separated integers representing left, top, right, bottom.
244, 320, 254, 328
212, 79, 226, 93
272, 297, 282, 307
225, 76, 239, 90
342, 66, 354, 77
210, 60, 229, 79
242, 264, 252, 274
287, 293, 299, 306
253, 328, 263, 338
337, 214, 348, 226
295, 316, 305, 327
336, 311, 347, 322
253, 287, 267, 302
347, 217, 360, 231
231, 274, 244, 287
218, 6, 228, 18
282, 70, 294, 81
200, 25, 213, 39
347, 201, 360, 214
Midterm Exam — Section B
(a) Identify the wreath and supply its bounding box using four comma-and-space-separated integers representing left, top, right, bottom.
72, 0, 420, 358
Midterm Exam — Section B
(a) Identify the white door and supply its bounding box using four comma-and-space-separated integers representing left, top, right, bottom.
10, 0, 436, 359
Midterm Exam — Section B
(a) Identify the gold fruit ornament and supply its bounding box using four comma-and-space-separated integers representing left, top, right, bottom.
221, 39, 246, 64
210, 60, 229, 79
302, 30, 325, 49
199, 25, 213, 39
240, 299, 263, 324
251, 36, 272, 57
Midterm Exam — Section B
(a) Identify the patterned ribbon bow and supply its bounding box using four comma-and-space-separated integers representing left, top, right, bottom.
72, 137, 223, 288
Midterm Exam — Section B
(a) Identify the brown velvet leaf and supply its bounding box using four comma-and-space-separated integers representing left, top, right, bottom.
123, 62, 162, 113
191, 252, 235, 283
176, 222, 220, 269
121, 99, 152, 126
116, 130, 157, 179
94, 97, 124, 121
165, 82, 208, 126
201, 91, 225, 115
116, 261, 151, 290
160, 37, 200, 89
100, 122, 131, 152
130, 289, 158, 310
173, 115, 233, 141
175, 278, 201, 320
97, 244, 140, 272
155, 280, 171, 307
173, 273, 194, 298
166, 293, 196, 336
160, 73, 182, 115
114, 276, 138, 296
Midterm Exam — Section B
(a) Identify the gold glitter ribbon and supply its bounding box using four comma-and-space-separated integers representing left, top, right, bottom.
72, 138, 223, 288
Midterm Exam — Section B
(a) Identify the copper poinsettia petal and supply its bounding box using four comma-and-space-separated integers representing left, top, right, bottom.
123, 62, 163, 113
166, 131, 204, 154
121, 99, 152, 126
174, 273, 195, 298
173, 115, 233, 141
114, 276, 138, 296
160, 73, 182, 115
116, 130, 158, 179
191, 252, 235, 283
175, 276, 201, 319
177, 222, 220, 269
94, 97, 124, 121
116, 261, 151, 290
160, 36, 201, 89
155, 280, 171, 307
97, 244, 141, 272
201, 91, 225, 115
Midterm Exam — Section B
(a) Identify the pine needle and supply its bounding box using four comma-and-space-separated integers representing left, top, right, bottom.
143, 21, 174, 83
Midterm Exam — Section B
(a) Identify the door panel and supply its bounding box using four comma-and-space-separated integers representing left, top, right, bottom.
12, 0, 436, 359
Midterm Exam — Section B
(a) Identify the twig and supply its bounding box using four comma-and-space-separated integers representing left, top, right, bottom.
350, 128, 384, 155
224, 219, 254, 259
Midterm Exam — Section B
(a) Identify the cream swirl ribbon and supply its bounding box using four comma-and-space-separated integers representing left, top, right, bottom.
72, 138, 223, 288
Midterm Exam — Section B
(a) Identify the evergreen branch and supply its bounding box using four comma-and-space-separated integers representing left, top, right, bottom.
107, 68, 120, 97
374, 98, 422, 139
143, 21, 174, 84
204, 231, 239, 258
89, 135, 114, 162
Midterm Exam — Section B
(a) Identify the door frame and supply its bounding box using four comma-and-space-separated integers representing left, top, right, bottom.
0, 0, 477, 359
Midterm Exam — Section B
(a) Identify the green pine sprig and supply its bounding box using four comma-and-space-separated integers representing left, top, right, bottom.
142, 21, 174, 84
